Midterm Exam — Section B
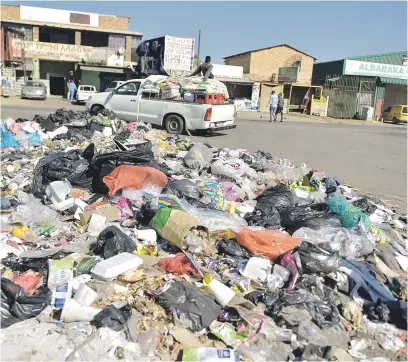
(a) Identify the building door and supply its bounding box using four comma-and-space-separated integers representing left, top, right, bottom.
49, 76, 65, 96
384, 84, 407, 109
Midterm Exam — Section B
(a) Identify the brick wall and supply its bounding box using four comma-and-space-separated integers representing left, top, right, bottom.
99, 15, 129, 31
1, 5, 20, 21
250, 46, 314, 84
224, 53, 252, 74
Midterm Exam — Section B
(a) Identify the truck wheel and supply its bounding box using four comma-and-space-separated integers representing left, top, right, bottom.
164, 114, 184, 134
91, 105, 103, 115
392, 117, 399, 124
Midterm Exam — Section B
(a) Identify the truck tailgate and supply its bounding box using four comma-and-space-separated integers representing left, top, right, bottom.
210, 104, 235, 123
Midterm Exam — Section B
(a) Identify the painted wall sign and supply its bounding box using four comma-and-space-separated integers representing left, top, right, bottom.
278, 67, 299, 82
11, 39, 116, 65
344, 59, 408, 79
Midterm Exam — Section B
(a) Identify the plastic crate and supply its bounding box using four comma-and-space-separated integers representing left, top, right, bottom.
195, 92, 225, 104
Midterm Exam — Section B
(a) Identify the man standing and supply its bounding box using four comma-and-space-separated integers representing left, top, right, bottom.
276, 93, 284, 122
189, 56, 214, 81
268, 90, 278, 122
67, 80, 77, 101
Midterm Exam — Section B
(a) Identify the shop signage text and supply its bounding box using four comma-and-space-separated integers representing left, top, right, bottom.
344, 59, 408, 80
278, 67, 299, 82
11, 39, 119, 66
164, 36, 194, 72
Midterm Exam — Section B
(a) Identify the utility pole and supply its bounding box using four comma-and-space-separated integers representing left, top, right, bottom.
197, 30, 201, 68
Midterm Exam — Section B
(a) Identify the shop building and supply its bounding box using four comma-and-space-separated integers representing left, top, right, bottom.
312, 52, 408, 120
1, 4, 142, 96
223, 44, 317, 112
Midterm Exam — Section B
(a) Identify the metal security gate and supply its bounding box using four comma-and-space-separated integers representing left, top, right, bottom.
323, 75, 376, 119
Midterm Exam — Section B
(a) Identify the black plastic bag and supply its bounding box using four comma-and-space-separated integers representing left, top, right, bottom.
1, 278, 50, 328
11, 292, 51, 321
218, 238, 251, 259
279, 203, 332, 228
352, 197, 377, 214
245, 291, 279, 307
244, 204, 281, 229
91, 304, 132, 331
220, 307, 242, 322
305, 301, 340, 329
156, 281, 220, 332
256, 183, 294, 212
284, 214, 342, 235
365, 300, 390, 323
299, 242, 340, 274
165, 179, 201, 200
93, 226, 136, 259
32, 145, 95, 195
91, 142, 158, 194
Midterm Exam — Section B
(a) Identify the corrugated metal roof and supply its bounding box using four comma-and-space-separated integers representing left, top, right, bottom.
348, 51, 406, 65
379, 77, 408, 85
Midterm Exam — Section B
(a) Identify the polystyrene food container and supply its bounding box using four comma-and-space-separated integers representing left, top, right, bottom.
92, 253, 143, 281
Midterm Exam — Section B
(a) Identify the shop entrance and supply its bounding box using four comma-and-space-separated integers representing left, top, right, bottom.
49, 76, 65, 96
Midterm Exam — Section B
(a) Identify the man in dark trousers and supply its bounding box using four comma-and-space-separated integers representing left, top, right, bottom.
276, 93, 284, 122
189, 56, 214, 81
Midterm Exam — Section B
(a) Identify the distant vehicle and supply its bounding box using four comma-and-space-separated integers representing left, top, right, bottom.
105, 81, 125, 93
21, 81, 47, 100
382, 105, 408, 124
86, 79, 236, 135
76, 85, 97, 104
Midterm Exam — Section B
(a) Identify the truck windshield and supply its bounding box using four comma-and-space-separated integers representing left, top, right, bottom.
26, 82, 43, 87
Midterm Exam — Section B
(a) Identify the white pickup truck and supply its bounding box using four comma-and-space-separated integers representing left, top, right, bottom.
85, 79, 236, 135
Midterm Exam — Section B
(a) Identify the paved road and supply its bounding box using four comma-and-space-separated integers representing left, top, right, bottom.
2, 105, 407, 208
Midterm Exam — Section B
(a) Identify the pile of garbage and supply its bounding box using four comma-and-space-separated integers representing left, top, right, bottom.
142, 75, 229, 100
1, 109, 407, 361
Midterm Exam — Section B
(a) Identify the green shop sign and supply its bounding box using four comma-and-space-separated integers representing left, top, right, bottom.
344, 59, 408, 80
278, 67, 299, 82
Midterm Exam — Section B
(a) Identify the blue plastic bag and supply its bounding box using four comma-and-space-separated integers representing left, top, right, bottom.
1, 127, 20, 148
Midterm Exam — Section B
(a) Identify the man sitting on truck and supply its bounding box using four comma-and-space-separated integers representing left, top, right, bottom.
189, 56, 214, 81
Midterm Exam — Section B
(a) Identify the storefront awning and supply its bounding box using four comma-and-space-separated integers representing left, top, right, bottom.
80, 65, 126, 74
379, 77, 407, 85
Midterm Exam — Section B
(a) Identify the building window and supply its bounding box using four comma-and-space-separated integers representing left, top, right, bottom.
131, 36, 142, 62
108, 34, 126, 49
3, 23, 33, 41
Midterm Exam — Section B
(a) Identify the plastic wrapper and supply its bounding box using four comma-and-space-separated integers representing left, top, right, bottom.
293, 226, 374, 259
92, 226, 136, 259
156, 281, 220, 331
211, 159, 257, 181
184, 143, 212, 169
299, 242, 340, 274
10, 196, 59, 227
199, 181, 225, 210
237, 228, 301, 260
280, 252, 299, 291
91, 304, 132, 331
103, 165, 167, 196
179, 199, 247, 232
165, 179, 201, 200
220, 182, 244, 202
279, 203, 332, 228
137, 330, 162, 356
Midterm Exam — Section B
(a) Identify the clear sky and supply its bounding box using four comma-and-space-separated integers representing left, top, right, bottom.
4, 1, 408, 63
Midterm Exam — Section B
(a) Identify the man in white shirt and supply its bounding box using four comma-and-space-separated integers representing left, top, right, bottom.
268, 90, 279, 122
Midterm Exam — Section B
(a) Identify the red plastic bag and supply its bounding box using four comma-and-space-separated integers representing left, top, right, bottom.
158, 253, 201, 277
237, 228, 300, 260
103, 165, 168, 196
